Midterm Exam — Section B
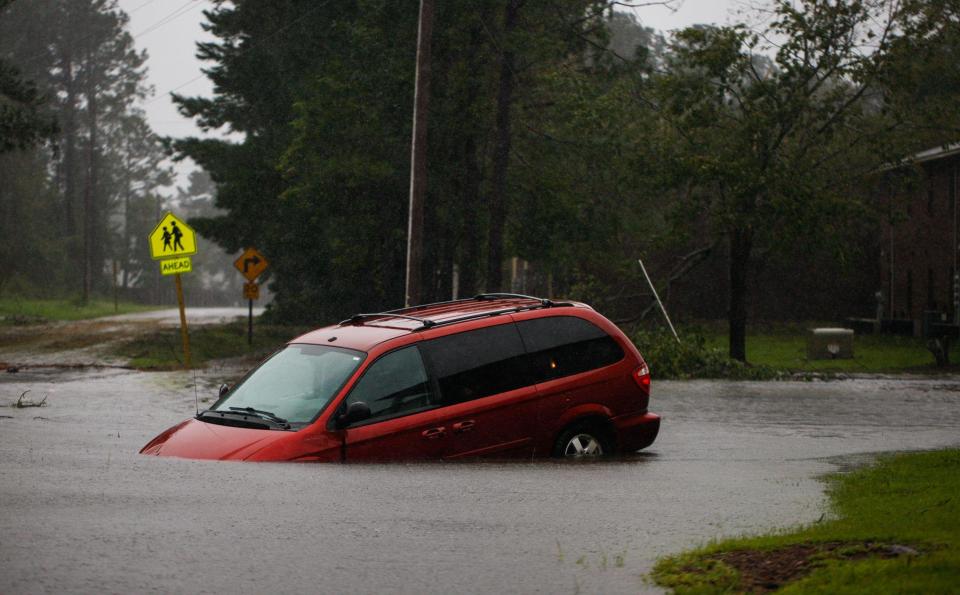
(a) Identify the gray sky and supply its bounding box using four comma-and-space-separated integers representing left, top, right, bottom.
118, 0, 744, 185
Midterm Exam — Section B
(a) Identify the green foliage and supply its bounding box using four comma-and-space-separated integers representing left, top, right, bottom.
641, 0, 943, 360
0, 0, 171, 302
652, 449, 960, 594
0, 58, 56, 152
632, 327, 779, 379
174, 1, 652, 323
631, 324, 941, 378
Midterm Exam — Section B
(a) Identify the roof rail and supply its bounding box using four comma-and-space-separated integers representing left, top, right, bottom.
382, 296, 474, 314
338, 312, 436, 328
474, 293, 555, 306
339, 294, 571, 330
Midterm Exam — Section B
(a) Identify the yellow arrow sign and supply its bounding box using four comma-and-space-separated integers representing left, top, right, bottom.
149, 212, 197, 260
234, 247, 269, 281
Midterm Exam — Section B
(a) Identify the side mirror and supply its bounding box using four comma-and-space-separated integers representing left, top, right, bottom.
218, 384, 230, 398
336, 401, 371, 429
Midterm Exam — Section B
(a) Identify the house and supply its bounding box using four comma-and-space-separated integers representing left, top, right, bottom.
879, 143, 959, 336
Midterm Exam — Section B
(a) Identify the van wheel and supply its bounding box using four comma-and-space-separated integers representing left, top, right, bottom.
553, 423, 612, 458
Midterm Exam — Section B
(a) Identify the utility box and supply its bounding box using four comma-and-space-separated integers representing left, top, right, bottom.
807, 328, 854, 359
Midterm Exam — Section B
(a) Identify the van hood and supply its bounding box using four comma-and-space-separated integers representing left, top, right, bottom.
140, 417, 291, 461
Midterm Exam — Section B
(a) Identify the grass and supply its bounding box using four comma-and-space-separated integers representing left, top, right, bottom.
652, 449, 960, 594
702, 330, 935, 374
0, 296, 159, 323
632, 322, 948, 379
113, 320, 310, 369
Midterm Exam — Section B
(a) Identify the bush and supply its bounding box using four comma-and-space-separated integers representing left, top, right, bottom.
630, 327, 780, 380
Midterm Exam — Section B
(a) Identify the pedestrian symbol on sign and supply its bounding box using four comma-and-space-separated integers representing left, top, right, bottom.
149, 212, 197, 260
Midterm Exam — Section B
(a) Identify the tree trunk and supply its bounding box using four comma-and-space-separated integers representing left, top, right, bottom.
455, 15, 489, 298
459, 135, 481, 296
81, 89, 99, 304
61, 53, 78, 236
485, 0, 520, 293
728, 227, 753, 362
122, 161, 131, 290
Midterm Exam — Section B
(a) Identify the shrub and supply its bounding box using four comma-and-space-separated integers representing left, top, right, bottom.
630, 327, 780, 380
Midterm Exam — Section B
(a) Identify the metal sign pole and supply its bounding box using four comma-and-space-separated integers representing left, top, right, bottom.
638, 258, 681, 343
174, 273, 192, 368
248, 298, 253, 346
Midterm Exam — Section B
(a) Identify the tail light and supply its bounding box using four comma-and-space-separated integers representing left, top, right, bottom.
633, 362, 651, 394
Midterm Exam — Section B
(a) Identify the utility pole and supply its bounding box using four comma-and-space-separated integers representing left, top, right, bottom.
404, 0, 434, 307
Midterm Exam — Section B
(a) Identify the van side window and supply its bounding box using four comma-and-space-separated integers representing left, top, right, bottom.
517, 316, 624, 383
421, 323, 531, 406
345, 346, 434, 422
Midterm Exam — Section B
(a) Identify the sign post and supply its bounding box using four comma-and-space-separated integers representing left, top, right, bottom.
174, 273, 192, 368
234, 247, 269, 346
149, 212, 198, 368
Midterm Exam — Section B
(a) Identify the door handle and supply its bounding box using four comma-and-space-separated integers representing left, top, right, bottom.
421, 427, 446, 439
452, 420, 476, 434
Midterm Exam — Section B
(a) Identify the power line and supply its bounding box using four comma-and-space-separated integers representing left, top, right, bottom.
132, 0, 204, 40
127, 0, 162, 16
144, 1, 334, 109
11, 0, 195, 67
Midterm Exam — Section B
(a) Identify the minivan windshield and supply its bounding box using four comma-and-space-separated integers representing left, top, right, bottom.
210, 344, 365, 427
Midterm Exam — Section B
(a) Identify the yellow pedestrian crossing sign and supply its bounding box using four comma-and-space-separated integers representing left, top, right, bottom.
149, 212, 197, 260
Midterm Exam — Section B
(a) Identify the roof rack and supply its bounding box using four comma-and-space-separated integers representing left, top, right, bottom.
338, 313, 436, 328
474, 293, 554, 306
339, 293, 571, 330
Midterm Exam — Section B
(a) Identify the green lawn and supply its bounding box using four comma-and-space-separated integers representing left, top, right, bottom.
652, 449, 960, 593
114, 321, 310, 369
632, 324, 944, 379
702, 331, 935, 373
0, 297, 159, 322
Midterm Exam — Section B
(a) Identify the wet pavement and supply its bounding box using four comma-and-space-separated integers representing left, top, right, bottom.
1, 364, 959, 594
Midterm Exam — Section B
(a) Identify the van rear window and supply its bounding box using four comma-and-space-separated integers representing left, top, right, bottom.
516, 316, 624, 383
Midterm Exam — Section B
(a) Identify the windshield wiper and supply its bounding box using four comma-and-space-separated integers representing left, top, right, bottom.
227, 406, 290, 428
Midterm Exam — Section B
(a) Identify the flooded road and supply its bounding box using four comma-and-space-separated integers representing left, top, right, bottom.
1, 366, 959, 594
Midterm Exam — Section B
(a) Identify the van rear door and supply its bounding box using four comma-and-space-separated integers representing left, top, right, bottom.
419, 322, 538, 459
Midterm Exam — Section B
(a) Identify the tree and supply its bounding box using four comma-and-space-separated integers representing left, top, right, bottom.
880, 0, 960, 150
0, 59, 56, 152
643, 0, 911, 361
175, 1, 637, 322
0, 0, 166, 302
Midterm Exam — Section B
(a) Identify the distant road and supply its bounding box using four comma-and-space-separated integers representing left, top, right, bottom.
100, 306, 265, 326
0, 307, 268, 368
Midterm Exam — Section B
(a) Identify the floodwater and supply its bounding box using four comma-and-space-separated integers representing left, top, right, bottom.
1, 363, 959, 593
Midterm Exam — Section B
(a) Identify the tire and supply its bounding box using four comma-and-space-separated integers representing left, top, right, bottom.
552, 422, 613, 459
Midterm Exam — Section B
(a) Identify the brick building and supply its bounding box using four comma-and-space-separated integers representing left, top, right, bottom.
879, 143, 959, 334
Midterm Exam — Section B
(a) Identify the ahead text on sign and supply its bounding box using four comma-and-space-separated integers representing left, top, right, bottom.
160, 256, 193, 276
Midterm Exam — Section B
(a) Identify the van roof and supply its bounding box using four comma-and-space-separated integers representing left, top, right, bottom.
292, 294, 587, 351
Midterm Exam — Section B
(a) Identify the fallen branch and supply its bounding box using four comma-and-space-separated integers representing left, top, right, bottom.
15, 390, 48, 408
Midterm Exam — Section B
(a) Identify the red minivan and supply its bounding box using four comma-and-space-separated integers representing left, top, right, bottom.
141, 294, 660, 462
